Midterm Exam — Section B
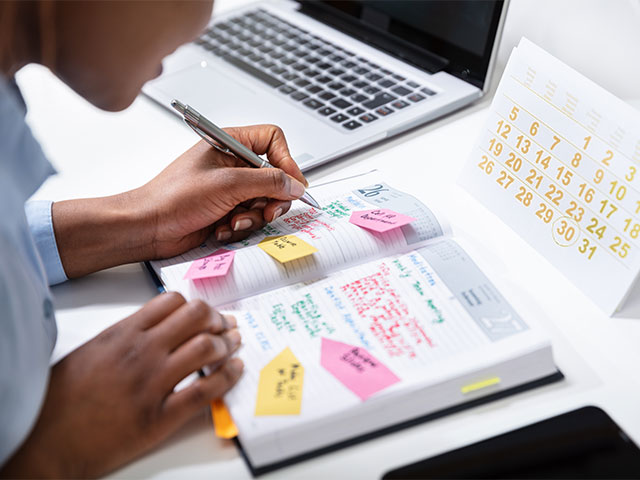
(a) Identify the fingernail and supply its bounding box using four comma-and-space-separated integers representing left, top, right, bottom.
217, 230, 232, 241
233, 218, 252, 231
223, 314, 237, 329
289, 178, 305, 198
227, 328, 241, 348
303, 177, 310, 187
271, 208, 283, 222
228, 357, 244, 375
250, 199, 267, 210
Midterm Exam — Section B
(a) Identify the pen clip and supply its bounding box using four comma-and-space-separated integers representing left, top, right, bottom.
184, 118, 234, 156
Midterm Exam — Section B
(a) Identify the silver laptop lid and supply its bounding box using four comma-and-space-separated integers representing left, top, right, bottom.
295, 0, 508, 92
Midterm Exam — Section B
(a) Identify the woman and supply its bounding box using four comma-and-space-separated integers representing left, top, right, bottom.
0, 1, 308, 477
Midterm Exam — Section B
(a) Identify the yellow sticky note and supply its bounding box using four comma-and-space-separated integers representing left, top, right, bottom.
258, 235, 318, 263
211, 399, 238, 439
461, 377, 501, 394
255, 347, 304, 416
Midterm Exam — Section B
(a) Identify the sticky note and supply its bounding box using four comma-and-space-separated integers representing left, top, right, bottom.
184, 249, 235, 280
349, 208, 416, 233
320, 338, 400, 401
255, 347, 304, 416
461, 377, 501, 394
211, 399, 238, 439
258, 235, 318, 263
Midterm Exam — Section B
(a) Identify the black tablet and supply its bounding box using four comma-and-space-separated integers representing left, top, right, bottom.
383, 406, 640, 479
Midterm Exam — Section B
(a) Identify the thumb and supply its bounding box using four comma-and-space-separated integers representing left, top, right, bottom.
223, 167, 306, 204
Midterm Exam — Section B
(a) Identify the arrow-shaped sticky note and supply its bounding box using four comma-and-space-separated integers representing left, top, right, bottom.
255, 347, 304, 416
184, 249, 235, 280
349, 208, 415, 233
320, 338, 400, 401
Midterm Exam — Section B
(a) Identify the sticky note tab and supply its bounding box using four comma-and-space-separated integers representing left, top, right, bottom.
184, 249, 235, 280
349, 208, 416, 233
258, 235, 318, 263
211, 399, 238, 439
461, 377, 501, 394
320, 338, 400, 401
255, 347, 304, 416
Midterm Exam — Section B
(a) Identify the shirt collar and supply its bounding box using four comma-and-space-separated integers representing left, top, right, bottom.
0, 75, 56, 202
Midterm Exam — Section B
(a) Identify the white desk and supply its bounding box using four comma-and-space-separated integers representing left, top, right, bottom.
18, 0, 640, 477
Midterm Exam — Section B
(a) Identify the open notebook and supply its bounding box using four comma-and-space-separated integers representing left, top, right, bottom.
149, 171, 560, 474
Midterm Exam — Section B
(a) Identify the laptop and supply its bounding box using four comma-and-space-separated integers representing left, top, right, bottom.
144, 0, 508, 171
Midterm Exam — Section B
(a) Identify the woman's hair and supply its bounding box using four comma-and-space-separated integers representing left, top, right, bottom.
0, 1, 18, 74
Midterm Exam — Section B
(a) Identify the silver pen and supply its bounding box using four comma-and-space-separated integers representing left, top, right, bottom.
171, 99, 320, 209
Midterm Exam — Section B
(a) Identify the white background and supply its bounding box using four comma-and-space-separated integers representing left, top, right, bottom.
16, 0, 640, 478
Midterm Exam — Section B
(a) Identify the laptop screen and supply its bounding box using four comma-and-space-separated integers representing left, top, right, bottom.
297, 1, 505, 89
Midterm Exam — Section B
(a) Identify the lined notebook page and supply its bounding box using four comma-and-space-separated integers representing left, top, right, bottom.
221, 240, 542, 453
151, 171, 445, 306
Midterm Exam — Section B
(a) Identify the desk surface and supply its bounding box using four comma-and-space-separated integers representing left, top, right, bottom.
18, 0, 640, 478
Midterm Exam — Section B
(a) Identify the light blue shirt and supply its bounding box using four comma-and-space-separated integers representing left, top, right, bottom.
0, 76, 68, 466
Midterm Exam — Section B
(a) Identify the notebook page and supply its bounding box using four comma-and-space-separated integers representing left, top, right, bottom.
221, 240, 541, 454
151, 171, 446, 306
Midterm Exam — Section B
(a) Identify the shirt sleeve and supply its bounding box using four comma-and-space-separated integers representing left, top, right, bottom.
24, 200, 67, 285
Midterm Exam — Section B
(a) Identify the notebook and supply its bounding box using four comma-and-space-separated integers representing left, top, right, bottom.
148, 170, 559, 474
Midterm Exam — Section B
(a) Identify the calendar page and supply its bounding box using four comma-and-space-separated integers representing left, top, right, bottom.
460, 38, 640, 314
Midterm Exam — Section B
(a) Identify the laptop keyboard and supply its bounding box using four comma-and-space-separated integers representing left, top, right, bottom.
194, 9, 438, 131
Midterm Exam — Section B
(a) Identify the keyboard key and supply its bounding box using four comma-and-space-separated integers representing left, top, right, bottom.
221, 54, 283, 88
317, 62, 332, 70
407, 80, 420, 88
352, 80, 368, 89
281, 57, 296, 65
303, 69, 320, 78
294, 78, 311, 87
341, 60, 357, 69
318, 91, 336, 101
270, 66, 286, 75
327, 82, 345, 90
421, 86, 436, 96
343, 120, 362, 130
408, 93, 425, 103
341, 75, 358, 83
353, 66, 370, 75
329, 54, 344, 62
303, 98, 324, 109
347, 106, 365, 116
391, 100, 409, 109
351, 94, 368, 103
365, 72, 382, 82
331, 98, 352, 109
318, 48, 332, 56
279, 85, 295, 94
306, 85, 322, 94
282, 72, 298, 81
328, 68, 345, 76
363, 86, 380, 95
291, 91, 309, 101
340, 88, 356, 97
391, 85, 412, 96
306, 56, 320, 64
376, 106, 394, 116
359, 113, 378, 123
248, 53, 262, 63
318, 106, 336, 116
379, 68, 392, 75
362, 92, 396, 109
330, 113, 349, 123
316, 76, 332, 84
392, 74, 406, 81
378, 79, 396, 88
292, 63, 307, 71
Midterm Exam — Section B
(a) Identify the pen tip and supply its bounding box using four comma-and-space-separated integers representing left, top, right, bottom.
171, 99, 186, 114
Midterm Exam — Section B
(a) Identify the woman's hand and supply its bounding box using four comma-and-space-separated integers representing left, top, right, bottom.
1, 293, 243, 478
52, 124, 308, 278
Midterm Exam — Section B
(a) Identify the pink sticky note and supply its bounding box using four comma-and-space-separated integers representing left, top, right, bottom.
184, 249, 235, 280
349, 208, 416, 233
320, 338, 400, 401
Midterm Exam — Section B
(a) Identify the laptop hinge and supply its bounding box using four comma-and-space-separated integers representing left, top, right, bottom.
297, 2, 449, 75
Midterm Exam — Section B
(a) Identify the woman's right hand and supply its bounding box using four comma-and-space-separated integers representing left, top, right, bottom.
1, 292, 243, 478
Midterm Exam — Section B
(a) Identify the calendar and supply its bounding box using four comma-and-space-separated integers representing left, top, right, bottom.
460, 38, 640, 314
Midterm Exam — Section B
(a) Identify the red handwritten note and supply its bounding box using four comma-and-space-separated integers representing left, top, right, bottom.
320, 338, 400, 401
349, 208, 415, 233
184, 249, 235, 280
